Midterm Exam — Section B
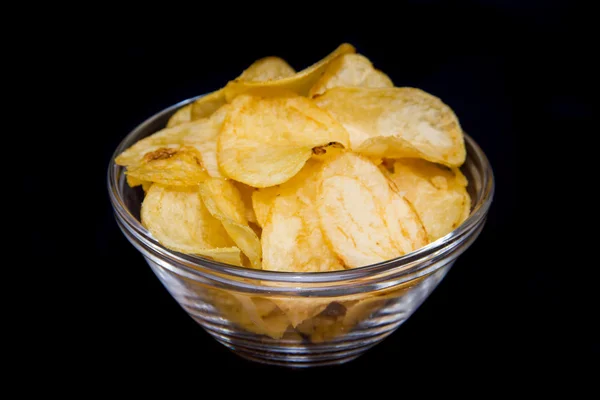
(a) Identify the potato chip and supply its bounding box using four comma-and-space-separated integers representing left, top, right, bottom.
251, 159, 321, 227
308, 53, 393, 97
223, 43, 356, 101
116, 116, 226, 167
314, 87, 466, 166
259, 161, 345, 272
296, 312, 346, 343
218, 93, 349, 187
166, 104, 192, 128
230, 294, 290, 339
199, 178, 262, 269
233, 181, 258, 224
190, 90, 228, 122
272, 298, 331, 328
141, 184, 242, 265
182, 105, 230, 179
317, 153, 428, 268
262, 196, 345, 273
126, 174, 151, 190
125, 146, 210, 186
188, 56, 295, 122
209, 290, 289, 339
389, 159, 471, 241
238, 56, 296, 82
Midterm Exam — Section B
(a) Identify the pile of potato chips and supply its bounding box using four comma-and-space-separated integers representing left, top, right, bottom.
116, 43, 471, 340
117, 43, 470, 271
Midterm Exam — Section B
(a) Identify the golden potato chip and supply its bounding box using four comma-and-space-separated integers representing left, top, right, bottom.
188, 56, 295, 122
251, 159, 321, 227
126, 175, 151, 191
141, 184, 242, 265
126, 146, 210, 186
317, 153, 428, 268
233, 181, 258, 224
259, 161, 345, 272
389, 159, 471, 241
218, 93, 349, 187
238, 56, 296, 82
182, 104, 230, 179
272, 298, 331, 328
208, 290, 289, 339
308, 53, 393, 97
262, 196, 345, 273
199, 178, 262, 269
116, 117, 224, 167
295, 312, 346, 343
166, 104, 192, 127
314, 87, 466, 166
223, 43, 356, 101
231, 293, 289, 339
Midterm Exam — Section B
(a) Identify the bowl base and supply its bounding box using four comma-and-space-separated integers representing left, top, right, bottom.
219, 339, 378, 368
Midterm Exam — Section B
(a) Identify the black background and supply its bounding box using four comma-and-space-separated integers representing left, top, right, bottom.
31, 0, 596, 386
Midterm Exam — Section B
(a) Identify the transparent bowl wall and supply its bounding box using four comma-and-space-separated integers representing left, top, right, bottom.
108, 96, 494, 367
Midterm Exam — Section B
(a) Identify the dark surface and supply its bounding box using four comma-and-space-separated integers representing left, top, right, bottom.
32, 0, 595, 385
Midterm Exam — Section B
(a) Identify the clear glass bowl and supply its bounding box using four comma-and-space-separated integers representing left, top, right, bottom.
107, 95, 494, 368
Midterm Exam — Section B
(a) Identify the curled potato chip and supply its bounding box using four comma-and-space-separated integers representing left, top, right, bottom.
238, 56, 296, 82
166, 104, 192, 128
218, 93, 349, 187
314, 87, 466, 166
389, 159, 471, 241
317, 153, 428, 268
189, 56, 295, 122
199, 178, 262, 269
126, 146, 210, 186
115, 119, 211, 167
259, 161, 345, 272
308, 53, 393, 97
223, 43, 356, 101
141, 184, 242, 265
183, 105, 230, 179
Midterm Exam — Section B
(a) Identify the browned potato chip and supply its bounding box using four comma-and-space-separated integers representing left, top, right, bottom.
141, 184, 242, 265
389, 159, 471, 241
308, 53, 393, 97
317, 153, 428, 268
259, 161, 345, 272
166, 104, 192, 128
217, 93, 349, 187
199, 178, 262, 269
126, 146, 210, 186
223, 43, 356, 101
314, 87, 466, 166
115, 112, 232, 167
238, 56, 296, 82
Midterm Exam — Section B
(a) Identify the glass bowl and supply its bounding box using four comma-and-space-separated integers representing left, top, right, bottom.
107, 95, 494, 368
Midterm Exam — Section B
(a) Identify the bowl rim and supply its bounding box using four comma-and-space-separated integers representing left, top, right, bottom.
107, 94, 495, 284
